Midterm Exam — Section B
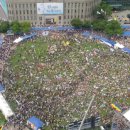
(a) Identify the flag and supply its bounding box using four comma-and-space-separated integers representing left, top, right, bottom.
0, 126, 3, 130
64, 41, 70, 46
110, 103, 122, 112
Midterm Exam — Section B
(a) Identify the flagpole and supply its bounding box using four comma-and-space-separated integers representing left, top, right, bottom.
78, 94, 96, 130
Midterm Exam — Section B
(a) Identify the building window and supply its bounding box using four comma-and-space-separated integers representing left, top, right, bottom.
27, 10, 29, 14
68, 3, 70, 7
19, 10, 21, 14
23, 4, 24, 8
27, 16, 29, 20
23, 10, 25, 14
75, 10, 76, 13
68, 10, 69, 13
71, 3, 73, 7
64, 16, 66, 19
75, 3, 77, 8
64, 3, 66, 8
59, 16, 61, 20
26, 4, 28, 7
68, 15, 69, 19
39, 17, 42, 20
15, 4, 17, 8
30, 10, 32, 14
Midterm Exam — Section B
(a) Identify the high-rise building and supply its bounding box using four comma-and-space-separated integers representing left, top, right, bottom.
0, 0, 8, 21
7, 0, 101, 26
104, 0, 130, 10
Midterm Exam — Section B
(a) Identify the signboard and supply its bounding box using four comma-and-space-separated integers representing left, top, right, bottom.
37, 3, 63, 15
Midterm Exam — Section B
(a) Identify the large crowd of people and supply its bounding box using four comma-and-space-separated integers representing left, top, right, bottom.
0, 28, 130, 130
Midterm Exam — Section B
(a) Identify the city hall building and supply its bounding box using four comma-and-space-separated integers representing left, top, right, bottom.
7, 0, 101, 26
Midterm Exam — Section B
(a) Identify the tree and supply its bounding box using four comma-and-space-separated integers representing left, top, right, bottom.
21, 21, 31, 33
92, 19, 108, 31
71, 18, 83, 28
0, 21, 10, 33
11, 21, 21, 34
95, 1, 112, 19
105, 20, 123, 36
83, 20, 91, 29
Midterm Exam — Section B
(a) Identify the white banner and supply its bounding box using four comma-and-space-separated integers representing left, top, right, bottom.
37, 3, 63, 15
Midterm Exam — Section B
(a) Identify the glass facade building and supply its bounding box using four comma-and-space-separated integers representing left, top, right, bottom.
104, 0, 130, 9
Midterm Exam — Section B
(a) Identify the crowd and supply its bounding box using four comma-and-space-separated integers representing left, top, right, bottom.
0, 28, 130, 130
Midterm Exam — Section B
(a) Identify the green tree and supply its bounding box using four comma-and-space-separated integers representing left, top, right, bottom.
21, 21, 31, 33
11, 21, 21, 34
0, 21, 10, 33
83, 20, 91, 29
71, 18, 83, 28
105, 20, 123, 36
95, 1, 112, 19
92, 19, 108, 31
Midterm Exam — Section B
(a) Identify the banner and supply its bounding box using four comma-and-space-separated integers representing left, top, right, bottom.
37, 3, 63, 15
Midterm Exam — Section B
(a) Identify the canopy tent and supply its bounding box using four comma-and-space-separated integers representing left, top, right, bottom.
82, 32, 90, 37
122, 31, 130, 37
0, 83, 5, 93
121, 47, 130, 54
27, 116, 45, 130
31, 26, 74, 31
92, 35, 116, 47
114, 42, 124, 49
13, 37, 23, 43
123, 109, 130, 122
21, 33, 36, 41
122, 25, 130, 29
0, 93, 14, 120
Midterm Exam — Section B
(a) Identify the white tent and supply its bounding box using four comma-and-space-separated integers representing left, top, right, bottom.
42, 31, 49, 36
114, 42, 124, 49
13, 37, 23, 43
123, 109, 130, 122
0, 93, 14, 120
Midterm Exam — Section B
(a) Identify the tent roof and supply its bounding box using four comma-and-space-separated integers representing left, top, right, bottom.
28, 116, 44, 128
122, 31, 130, 37
0, 83, 5, 93
0, 93, 14, 119
122, 47, 130, 54
123, 109, 130, 122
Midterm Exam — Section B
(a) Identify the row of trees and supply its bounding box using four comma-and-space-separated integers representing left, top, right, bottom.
71, 18, 123, 36
0, 21, 31, 34
71, 1, 123, 36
